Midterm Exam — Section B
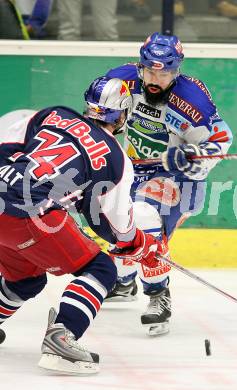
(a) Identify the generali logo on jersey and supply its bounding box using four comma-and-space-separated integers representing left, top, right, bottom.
42, 111, 111, 170
169, 92, 203, 123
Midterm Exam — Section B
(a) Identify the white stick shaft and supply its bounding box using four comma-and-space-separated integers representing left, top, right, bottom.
159, 256, 237, 303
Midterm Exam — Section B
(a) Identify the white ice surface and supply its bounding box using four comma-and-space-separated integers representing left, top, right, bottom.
1, 269, 237, 390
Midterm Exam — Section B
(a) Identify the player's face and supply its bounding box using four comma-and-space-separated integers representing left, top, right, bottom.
143, 67, 177, 91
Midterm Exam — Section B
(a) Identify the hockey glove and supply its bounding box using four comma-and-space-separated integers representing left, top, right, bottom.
161, 144, 205, 177
162, 142, 221, 179
109, 228, 160, 268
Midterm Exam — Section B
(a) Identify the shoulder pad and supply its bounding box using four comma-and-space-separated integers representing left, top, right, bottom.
168, 75, 217, 127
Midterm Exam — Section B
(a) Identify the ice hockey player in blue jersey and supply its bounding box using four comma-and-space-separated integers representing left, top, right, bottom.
105, 33, 233, 336
0, 77, 162, 374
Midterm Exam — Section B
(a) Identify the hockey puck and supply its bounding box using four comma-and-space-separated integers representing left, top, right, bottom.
205, 339, 211, 356
0, 328, 6, 344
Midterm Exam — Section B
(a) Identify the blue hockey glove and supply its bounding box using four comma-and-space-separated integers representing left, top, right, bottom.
161, 144, 205, 177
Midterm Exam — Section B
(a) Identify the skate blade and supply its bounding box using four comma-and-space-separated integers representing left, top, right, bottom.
38, 353, 99, 375
104, 295, 138, 303
143, 322, 170, 336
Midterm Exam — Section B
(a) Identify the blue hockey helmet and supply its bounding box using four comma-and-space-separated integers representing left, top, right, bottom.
84, 77, 132, 124
140, 32, 184, 71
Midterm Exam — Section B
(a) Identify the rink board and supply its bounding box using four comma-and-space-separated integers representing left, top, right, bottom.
82, 226, 237, 268
0, 41, 237, 266
0, 41, 237, 229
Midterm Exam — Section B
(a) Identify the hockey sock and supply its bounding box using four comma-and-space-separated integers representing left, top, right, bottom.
118, 271, 137, 285
0, 276, 24, 325
142, 277, 170, 295
56, 275, 107, 339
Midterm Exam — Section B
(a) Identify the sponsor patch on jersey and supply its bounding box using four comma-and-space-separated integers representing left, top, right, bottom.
169, 92, 203, 123
141, 262, 171, 277
127, 121, 168, 159
165, 108, 191, 134
127, 133, 166, 159
209, 123, 231, 143
137, 177, 180, 207
132, 117, 167, 135
136, 102, 161, 119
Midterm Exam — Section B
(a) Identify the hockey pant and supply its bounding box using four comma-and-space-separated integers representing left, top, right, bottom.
115, 174, 206, 294
113, 201, 172, 294
115, 201, 193, 295
0, 210, 117, 339
0, 252, 116, 339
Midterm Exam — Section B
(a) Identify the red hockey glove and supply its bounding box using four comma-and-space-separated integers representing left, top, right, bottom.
108, 228, 159, 268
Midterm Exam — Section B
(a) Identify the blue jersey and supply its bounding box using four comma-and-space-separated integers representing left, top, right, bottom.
0, 106, 135, 243
106, 64, 233, 237
106, 63, 232, 181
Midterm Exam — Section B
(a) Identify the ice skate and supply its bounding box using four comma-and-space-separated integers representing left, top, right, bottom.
141, 288, 171, 336
38, 308, 99, 375
105, 279, 138, 302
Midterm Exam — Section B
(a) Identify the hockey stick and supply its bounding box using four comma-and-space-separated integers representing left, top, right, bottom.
132, 153, 237, 165
113, 250, 237, 302
157, 255, 237, 303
